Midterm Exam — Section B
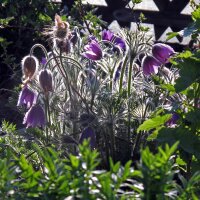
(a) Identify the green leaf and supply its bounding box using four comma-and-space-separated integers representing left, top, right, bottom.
185, 109, 200, 130
137, 114, 171, 133
158, 127, 200, 158
166, 32, 179, 41
0, 17, 14, 26
0, 37, 5, 42
192, 8, 200, 20
157, 128, 179, 145
175, 57, 200, 92
176, 156, 186, 166
132, 0, 143, 4
147, 128, 161, 141
160, 83, 175, 94
38, 13, 51, 22
69, 155, 79, 168
176, 51, 193, 59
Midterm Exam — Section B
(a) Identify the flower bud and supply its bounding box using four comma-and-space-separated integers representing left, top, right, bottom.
39, 69, 53, 94
152, 43, 175, 64
22, 55, 38, 80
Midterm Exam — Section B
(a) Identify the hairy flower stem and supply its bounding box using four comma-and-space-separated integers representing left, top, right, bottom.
119, 55, 128, 93
106, 118, 115, 162
30, 44, 48, 58
58, 52, 80, 137
44, 55, 82, 71
127, 57, 134, 157
44, 95, 50, 144
109, 121, 116, 161
51, 50, 74, 136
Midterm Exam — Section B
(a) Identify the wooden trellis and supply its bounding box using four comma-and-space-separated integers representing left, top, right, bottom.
97, 0, 192, 43
56, 0, 194, 45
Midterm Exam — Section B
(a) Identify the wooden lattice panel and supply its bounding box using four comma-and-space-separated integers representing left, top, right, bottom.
54, 0, 197, 45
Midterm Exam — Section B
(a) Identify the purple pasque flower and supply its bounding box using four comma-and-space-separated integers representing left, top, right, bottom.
23, 104, 46, 128
166, 113, 179, 127
152, 43, 175, 64
102, 29, 114, 41
102, 29, 126, 51
17, 86, 36, 109
113, 36, 126, 51
82, 40, 102, 61
79, 127, 96, 149
142, 55, 161, 76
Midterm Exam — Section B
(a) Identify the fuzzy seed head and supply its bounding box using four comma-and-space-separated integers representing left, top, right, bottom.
53, 14, 70, 39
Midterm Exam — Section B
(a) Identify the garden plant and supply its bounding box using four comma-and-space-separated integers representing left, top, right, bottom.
0, 0, 200, 199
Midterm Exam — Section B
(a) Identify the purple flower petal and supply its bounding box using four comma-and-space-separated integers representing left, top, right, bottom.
113, 36, 126, 51
152, 43, 175, 64
82, 41, 102, 60
142, 55, 161, 76
17, 86, 36, 109
102, 29, 114, 41
23, 104, 46, 128
102, 29, 126, 51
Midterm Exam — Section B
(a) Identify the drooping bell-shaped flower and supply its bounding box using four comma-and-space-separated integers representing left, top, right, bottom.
82, 40, 102, 60
79, 127, 96, 149
166, 113, 179, 127
152, 43, 175, 64
39, 69, 53, 94
23, 104, 46, 128
22, 55, 38, 80
142, 55, 161, 76
17, 86, 36, 109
